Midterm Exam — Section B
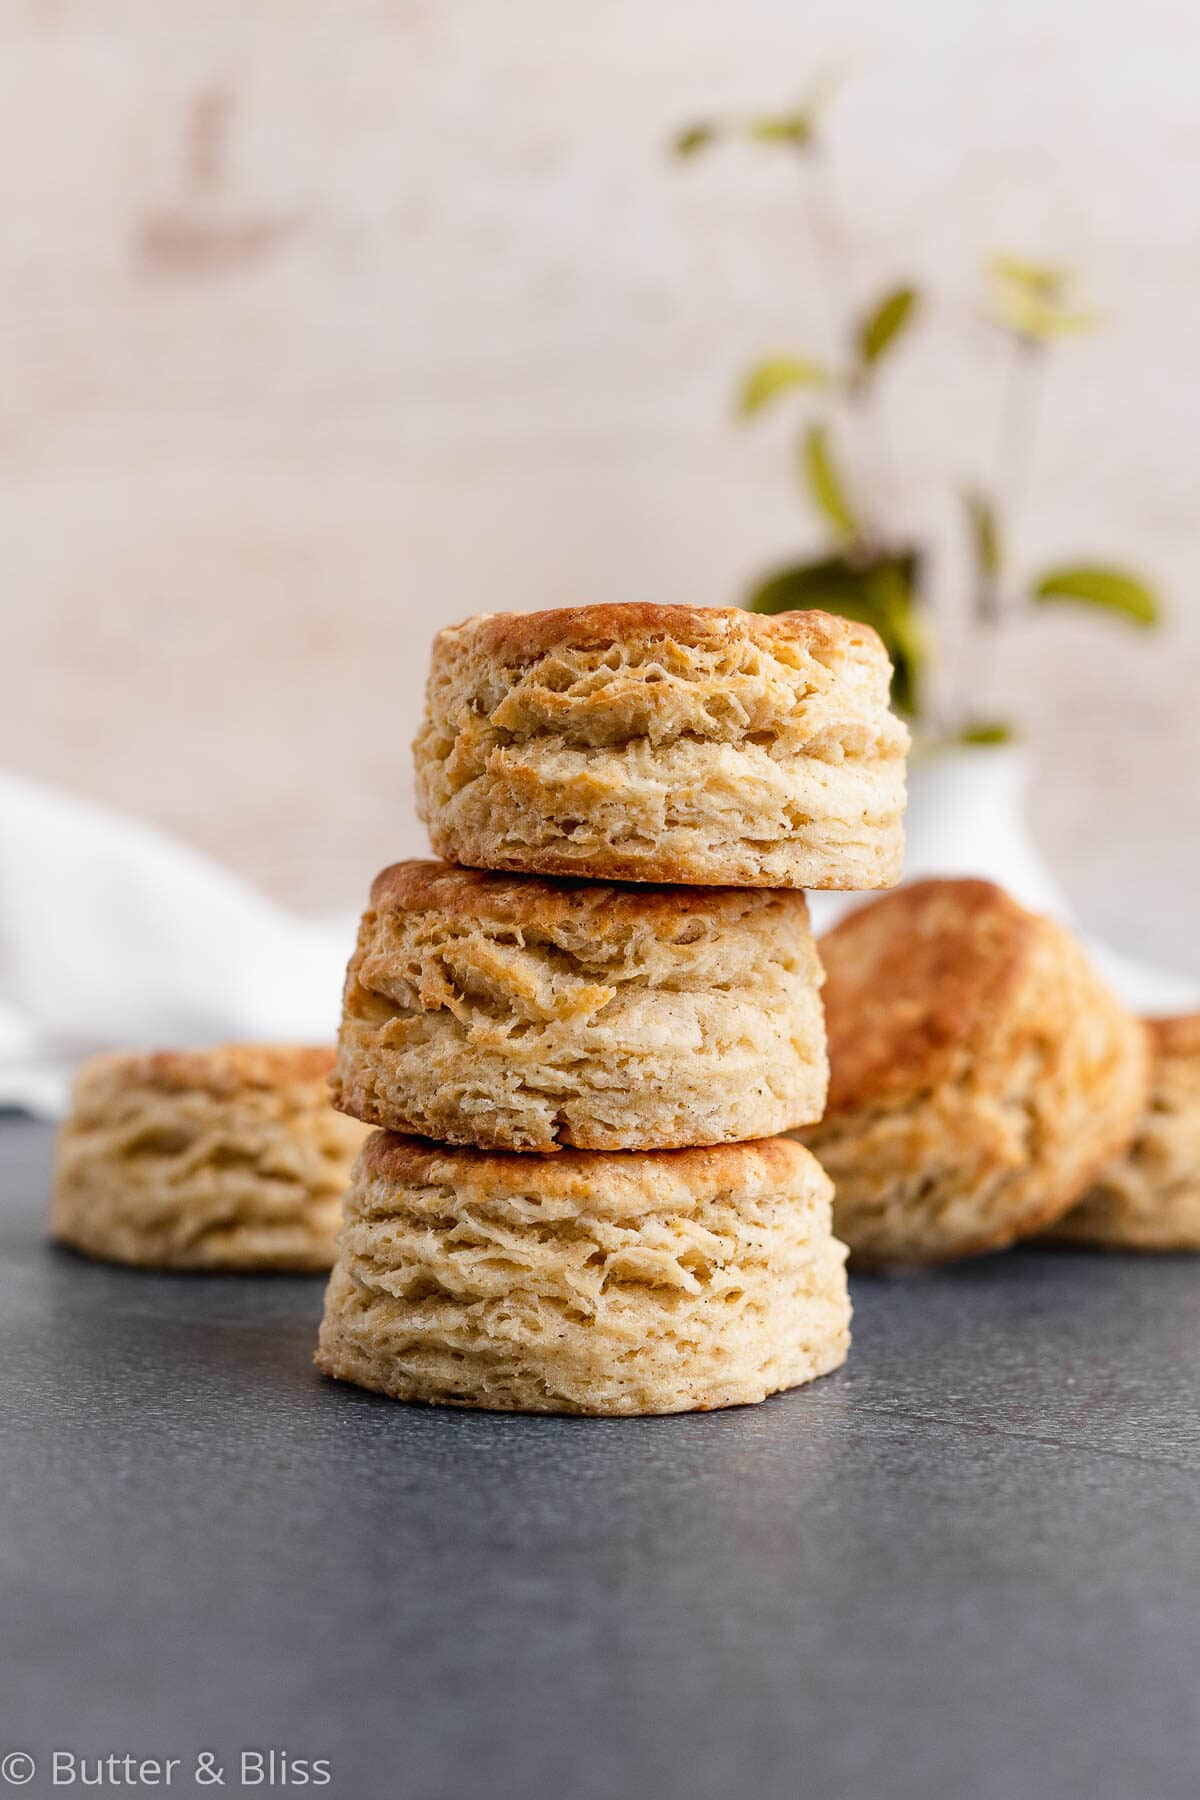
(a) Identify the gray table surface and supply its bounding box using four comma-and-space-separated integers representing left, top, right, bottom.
3, 1117, 1199, 1800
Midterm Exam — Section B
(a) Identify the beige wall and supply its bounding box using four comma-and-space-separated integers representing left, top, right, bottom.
4, 0, 1198, 969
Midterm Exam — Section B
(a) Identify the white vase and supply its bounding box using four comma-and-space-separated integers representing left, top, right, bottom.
806, 743, 1199, 1015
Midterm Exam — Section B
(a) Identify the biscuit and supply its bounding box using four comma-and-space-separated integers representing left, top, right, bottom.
796, 880, 1149, 1265
52, 1045, 368, 1271
333, 860, 828, 1153
413, 604, 908, 889
315, 1132, 850, 1414
1046, 1015, 1200, 1250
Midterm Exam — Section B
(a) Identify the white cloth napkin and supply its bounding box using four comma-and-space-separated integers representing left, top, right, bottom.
0, 773, 357, 1117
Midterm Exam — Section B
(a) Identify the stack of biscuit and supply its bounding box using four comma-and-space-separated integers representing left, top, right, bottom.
316, 603, 910, 1413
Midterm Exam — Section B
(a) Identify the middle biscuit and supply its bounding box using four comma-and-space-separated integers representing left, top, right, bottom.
333, 860, 828, 1153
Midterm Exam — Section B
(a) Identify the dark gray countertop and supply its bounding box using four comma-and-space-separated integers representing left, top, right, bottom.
3, 1116, 1198, 1800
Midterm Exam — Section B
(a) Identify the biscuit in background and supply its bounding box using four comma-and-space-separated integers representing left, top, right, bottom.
333, 860, 828, 1152
1045, 1015, 1200, 1251
414, 603, 908, 890
52, 1046, 368, 1271
797, 879, 1149, 1265
316, 1132, 850, 1414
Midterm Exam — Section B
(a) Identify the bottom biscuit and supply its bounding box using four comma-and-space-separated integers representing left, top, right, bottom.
316, 1132, 850, 1415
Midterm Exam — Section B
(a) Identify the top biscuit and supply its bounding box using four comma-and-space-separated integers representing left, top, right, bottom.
413, 604, 908, 888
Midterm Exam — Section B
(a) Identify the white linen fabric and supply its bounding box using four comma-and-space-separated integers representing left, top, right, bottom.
0, 773, 358, 1117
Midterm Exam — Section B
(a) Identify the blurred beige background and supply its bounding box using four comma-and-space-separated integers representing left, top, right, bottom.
3, 0, 1198, 968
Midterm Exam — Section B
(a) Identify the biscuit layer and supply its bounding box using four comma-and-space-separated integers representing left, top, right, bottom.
52, 1046, 367, 1270
1047, 1015, 1200, 1250
333, 861, 828, 1152
413, 604, 908, 889
316, 1133, 850, 1414
797, 881, 1149, 1264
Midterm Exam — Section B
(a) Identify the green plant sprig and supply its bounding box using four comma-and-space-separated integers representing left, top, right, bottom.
670, 97, 1162, 740
672, 75, 841, 162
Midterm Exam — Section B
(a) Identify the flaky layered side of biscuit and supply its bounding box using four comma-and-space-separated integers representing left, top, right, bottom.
413, 604, 908, 890
52, 1046, 368, 1270
332, 861, 828, 1152
1047, 1014, 1200, 1250
316, 1133, 850, 1414
797, 881, 1149, 1264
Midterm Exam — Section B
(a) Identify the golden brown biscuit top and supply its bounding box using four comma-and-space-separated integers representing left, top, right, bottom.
431, 603, 886, 670
819, 879, 1042, 1111
367, 859, 810, 933
74, 1044, 337, 1100
1147, 1013, 1200, 1060
359, 1128, 817, 1202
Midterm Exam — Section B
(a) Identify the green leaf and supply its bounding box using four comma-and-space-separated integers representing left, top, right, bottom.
744, 547, 927, 717
677, 78, 839, 163
744, 73, 841, 149
736, 355, 829, 417
959, 719, 1015, 745
800, 422, 857, 541
989, 255, 1072, 301
865, 556, 926, 718
962, 488, 1002, 578
746, 555, 875, 617
1031, 564, 1161, 626
986, 256, 1103, 343
671, 121, 718, 157
989, 288, 1103, 342
746, 110, 816, 147
856, 284, 919, 371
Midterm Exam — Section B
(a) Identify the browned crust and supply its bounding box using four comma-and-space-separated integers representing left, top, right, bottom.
358, 1128, 813, 1194
75, 1044, 336, 1099
819, 880, 1041, 1111
431, 604, 886, 669
1147, 1013, 1200, 1059
368, 858, 810, 928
